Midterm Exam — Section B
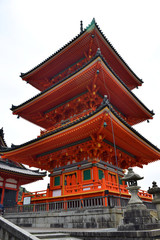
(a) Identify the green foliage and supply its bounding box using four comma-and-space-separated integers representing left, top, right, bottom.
18, 186, 28, 202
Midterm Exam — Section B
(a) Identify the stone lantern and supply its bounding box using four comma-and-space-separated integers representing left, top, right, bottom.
148, 181, 160, 221
118, 167, 158, 231
122, 167, 144, 205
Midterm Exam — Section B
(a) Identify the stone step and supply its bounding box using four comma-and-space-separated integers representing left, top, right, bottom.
39, 238, 81, 240
40, 239, 81, 240
33, 232, 81, 240
35, 232, 70, 238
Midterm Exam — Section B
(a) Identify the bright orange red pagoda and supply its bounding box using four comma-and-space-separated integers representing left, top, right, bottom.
1, 19, 159, 207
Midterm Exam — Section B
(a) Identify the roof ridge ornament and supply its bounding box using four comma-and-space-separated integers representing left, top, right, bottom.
0, 128, 4, 136
11, 143, 19, 149
10, 104, 17, 110
80, 20, 83, 33
20, 73, 24, 77
96, 48, 101, 56
101, 95, 110, 107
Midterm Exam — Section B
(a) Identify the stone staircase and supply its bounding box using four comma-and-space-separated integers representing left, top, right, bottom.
0, 216, 81, 240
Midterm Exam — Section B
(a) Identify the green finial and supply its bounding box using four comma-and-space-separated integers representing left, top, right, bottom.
86, 18, 96, 32
91, 18, 96, 24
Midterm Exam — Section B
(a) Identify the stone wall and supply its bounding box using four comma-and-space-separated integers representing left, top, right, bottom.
5, 207, 123, 229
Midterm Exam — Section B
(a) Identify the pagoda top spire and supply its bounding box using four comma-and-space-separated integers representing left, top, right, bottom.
80, 20, 83, 33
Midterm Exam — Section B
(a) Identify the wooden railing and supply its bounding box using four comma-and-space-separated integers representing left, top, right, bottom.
64, 180, 129, 195
21, 181, 128, 197
138, 189, 152, 199
6, 196, 121, 213
22, 190, 47, 199
5, 195, 155, 215
20, 182, 152, 207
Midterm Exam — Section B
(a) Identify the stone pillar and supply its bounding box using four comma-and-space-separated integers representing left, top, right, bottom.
4, 230, 9, 240
126, 185, 142, 205
0, 228, 4, 239
155, 199, 160, 220
10, 236, 16, 240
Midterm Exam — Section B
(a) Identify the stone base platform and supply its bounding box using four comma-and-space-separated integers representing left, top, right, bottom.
4, 207, 123, 229
72, 229, 160, 239
25, 227, 160, 240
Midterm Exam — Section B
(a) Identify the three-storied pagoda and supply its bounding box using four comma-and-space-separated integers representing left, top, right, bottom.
0, 19, 159, 206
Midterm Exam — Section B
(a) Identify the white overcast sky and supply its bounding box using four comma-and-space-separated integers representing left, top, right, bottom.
0, 0, 160, 192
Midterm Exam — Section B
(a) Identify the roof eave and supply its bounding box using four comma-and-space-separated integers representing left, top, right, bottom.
20, 18, 142, 87
1, 102, 160, 157
12, 53, 154, 120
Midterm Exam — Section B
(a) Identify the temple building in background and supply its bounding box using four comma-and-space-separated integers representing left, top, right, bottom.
0, 128, 46, 207
0, 19, 159, 207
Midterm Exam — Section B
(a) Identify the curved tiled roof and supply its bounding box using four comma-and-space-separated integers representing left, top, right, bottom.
20, 24, 86, 78
20, 19, 142, 85
0, 160, 46, 177
2, 100, 160, 156
11, 53, 153, 119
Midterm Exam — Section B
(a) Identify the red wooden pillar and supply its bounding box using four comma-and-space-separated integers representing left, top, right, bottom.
46, 203, 49, 211
105, 170, 109, 183
16, 183, 20, 204
63, 173, 66, 195
1, 179, 6, 205
93, 165, 98, 182
64, 197, 67, 210
101, 177, 106, 190
50, 176, 54, 190
104, 194, 108, 207
77, 169, 82, 193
